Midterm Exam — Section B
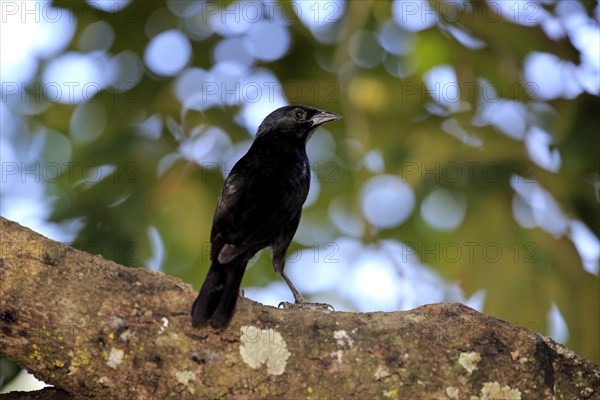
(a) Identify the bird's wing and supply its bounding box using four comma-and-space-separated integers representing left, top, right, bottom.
210, 150, 309, 261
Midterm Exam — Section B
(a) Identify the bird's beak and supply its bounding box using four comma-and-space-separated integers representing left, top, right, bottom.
310, 110, 342, 127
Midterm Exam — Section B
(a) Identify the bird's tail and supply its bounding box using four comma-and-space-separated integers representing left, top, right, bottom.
191, 259, 246, 328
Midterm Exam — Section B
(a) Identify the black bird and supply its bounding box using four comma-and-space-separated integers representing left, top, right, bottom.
191, 105, 341, 328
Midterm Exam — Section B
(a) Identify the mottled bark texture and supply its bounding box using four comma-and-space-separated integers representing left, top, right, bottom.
1, 217, 598, 399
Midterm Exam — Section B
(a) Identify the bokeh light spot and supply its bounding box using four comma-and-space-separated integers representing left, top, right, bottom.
421, 188, 467, 231
244, 23, 290, 62
42, 52, 109, 103
361, 175, 415, 229
69, 102, 107, 144
144, 30, 192, 76
392, 0, 437, 32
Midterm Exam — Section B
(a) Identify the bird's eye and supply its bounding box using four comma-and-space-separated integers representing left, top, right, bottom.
295, 110, 306, 121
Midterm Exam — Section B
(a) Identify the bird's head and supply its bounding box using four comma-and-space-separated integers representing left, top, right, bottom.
255, 105, 341, 144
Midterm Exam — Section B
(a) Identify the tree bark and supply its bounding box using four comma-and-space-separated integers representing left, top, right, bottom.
1, 217, 598, 399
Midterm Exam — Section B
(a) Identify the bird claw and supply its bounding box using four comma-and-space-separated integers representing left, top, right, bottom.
278, 301, 335, 311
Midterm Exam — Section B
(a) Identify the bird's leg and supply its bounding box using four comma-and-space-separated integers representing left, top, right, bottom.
277, 270, 335, 311
280, 270, 306, 304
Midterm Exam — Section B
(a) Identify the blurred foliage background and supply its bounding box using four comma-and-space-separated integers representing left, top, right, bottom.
1, 0, 599, 388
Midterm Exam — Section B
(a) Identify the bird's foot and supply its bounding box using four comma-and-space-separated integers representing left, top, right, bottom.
278, 301, 335, 311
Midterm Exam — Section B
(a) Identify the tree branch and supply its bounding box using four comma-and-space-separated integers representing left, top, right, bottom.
1, 217, 598, 399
